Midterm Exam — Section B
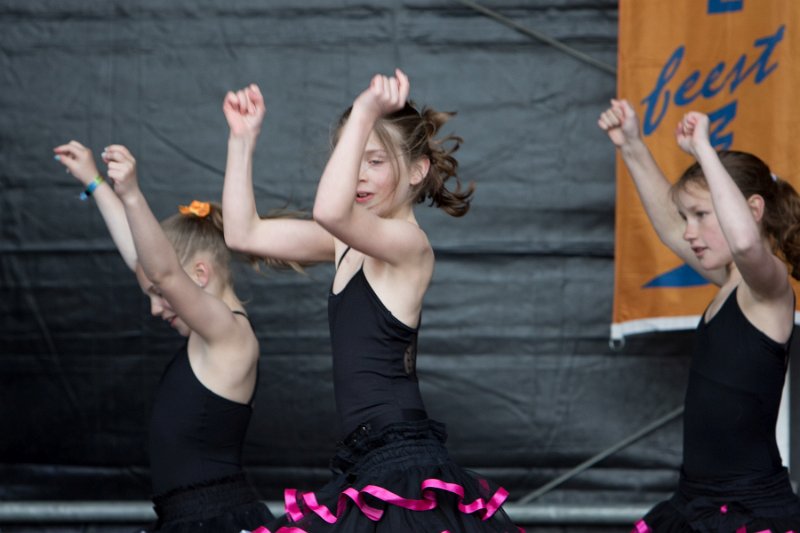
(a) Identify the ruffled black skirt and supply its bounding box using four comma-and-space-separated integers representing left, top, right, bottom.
633, 468, 800, 532
140, 472, 273, 533
255, 419, 522, 532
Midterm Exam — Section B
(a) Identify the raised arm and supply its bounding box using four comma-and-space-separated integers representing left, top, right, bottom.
598, 99, 725, 285
312, 69, 430, 265
676, 112, 789, 299
222, 84, 335, 264
54, 141, 137, 271
105, 145, 244, 345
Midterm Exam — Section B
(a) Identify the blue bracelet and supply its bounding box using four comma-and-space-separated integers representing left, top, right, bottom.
79, 175, 104, 201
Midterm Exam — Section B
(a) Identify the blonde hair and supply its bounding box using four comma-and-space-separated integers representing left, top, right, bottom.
160, 201, 303, 289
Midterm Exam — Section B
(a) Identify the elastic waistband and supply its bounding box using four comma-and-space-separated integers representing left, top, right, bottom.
341, 408, 428, 442
332, 418, 448, 475
677, 467, 800, 513
152, 472, 260, 524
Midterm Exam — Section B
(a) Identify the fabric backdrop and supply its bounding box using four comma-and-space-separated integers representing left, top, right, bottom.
0, 0, 760, 514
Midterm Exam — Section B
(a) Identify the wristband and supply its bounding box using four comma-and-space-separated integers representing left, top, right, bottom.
79, 175, 104, 201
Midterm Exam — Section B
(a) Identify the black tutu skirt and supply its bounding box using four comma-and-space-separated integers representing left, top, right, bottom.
140, 471, 274, 533
254, 419, 522, 532
632, 467, 800, 533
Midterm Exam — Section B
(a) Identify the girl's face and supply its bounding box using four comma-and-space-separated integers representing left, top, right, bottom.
674, 183, 733, 271
135, 264, 191, 337
355, 131, 413, 218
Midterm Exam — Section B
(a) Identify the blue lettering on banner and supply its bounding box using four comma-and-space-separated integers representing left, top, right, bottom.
708, 100, 737, 150
708, 0, 743, 14
641, 25, 784, 137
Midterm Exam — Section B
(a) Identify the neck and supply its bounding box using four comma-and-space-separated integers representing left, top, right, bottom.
387, 201, 417, 224
217, 284, 245, 313
723, 262, 741, 287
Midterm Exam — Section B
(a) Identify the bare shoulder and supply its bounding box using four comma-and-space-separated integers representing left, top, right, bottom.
202, 312, 259, 366
227, 312, 259, 358
363, 232, 433, 328
395, 223, 434, 276
190, 315, 260, 403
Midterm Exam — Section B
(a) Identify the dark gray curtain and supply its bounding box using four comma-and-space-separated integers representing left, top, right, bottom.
1, 0, 688, 507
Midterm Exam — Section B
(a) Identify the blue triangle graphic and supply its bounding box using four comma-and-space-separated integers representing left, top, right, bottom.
643, 263, 709, 288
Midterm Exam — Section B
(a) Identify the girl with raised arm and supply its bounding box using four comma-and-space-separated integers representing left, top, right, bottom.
599, 101, 800, 532
223, 71, 519, 532
56, 142, 275, 532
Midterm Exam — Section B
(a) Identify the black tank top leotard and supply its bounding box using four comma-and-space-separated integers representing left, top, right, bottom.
329, 247, 427, 438
682, 287, 790, 479
149, 311, 256, 496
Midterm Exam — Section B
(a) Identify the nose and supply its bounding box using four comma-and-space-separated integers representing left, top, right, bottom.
150, 297, 163, 317
682, 221, 696, 242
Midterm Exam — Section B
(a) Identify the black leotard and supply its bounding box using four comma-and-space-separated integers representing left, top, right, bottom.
329, 248, 427, 438
266, 248, 520, 531
682, 287, 790, 479
149, 311, 256, 495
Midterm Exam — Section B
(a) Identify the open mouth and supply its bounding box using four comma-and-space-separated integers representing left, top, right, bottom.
356, 192, 373, 203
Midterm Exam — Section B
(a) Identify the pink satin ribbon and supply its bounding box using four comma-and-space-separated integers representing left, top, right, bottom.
284, 477, 510, 525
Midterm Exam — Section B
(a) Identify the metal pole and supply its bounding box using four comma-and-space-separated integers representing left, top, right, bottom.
0, 501, 652, 525
517, 405, 684, 504
452, 0, 617, 76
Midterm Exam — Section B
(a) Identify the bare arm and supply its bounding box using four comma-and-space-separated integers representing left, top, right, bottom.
598, 99, 726, 285
54, 141, 137, 271
221, 84, 335, 263
312, 69, 431, 265
677, 112, 789, 299
105, 145, 244, 346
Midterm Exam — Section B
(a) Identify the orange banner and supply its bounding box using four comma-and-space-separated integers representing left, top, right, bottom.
613, 0, 800, 341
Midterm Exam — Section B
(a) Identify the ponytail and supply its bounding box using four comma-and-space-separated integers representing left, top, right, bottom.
411, 107, 474, 217
767, 178, 800, 280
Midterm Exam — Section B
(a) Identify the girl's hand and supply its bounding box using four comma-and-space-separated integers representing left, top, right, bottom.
103, 144, 139, 199
223, 83, 265, 141
352, 68, 410, 120
53, 140, 102, 184
597, 99, 641, 148
676, 112, 711, 157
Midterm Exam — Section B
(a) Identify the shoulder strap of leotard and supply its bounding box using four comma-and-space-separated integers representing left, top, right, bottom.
336, 246, 352, 270
232, 309, 254, 331
231, 309, 259, 406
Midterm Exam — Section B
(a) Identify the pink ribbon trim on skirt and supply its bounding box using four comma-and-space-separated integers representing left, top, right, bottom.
284, 477, 511, 524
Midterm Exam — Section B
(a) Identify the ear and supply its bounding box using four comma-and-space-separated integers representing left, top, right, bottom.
191, 260, 210, 288
410, 156, 430, 186
747, 194, 765, 223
